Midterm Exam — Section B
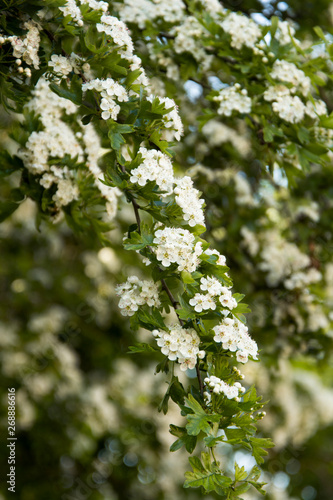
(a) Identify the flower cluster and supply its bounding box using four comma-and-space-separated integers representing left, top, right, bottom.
19, 78, 120, 216
202, 120, 251, 157
174, 176, 205, 227
97, 14, 134, 59
284, 268, 322, 290
204, 375, 245, 401
204, 248, 227, 266
59, 0, 84, 26
272, 95, 306, 123
59, 0, 108, 26
213, 317, 258, 363
199, 0, 225, 16
18, 78, 84, 177
171, 16, 212, 69
220, 12, 261, 50
153, 227, 203, 272
147, 95, 183, 141
116, 276, 161, 316
80, 0, 108, 11
130, 147, 174, 195
0, 20, 40, 75
213, 84, 252, 116
152, 324, 205, 371
118, 0, 185, 29
305, 100, 327, 119
264, 83, 326, 123
189, 276, 237, 313
82, 78, 129, 121
259, 231, 311, 287
270, 60, 311, 96
274, 20, 296, 46
48, 53, 84, 78
263, 85, 291, 102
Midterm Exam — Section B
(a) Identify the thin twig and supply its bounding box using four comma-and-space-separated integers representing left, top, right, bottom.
118, 168, 204, 395
196, 364, 204, 397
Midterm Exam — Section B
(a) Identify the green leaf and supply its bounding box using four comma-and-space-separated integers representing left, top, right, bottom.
123, 231, 145, 250
181, 271, 196, 284
158, 387, 171, 415
320, 113, 333, 129
250, 437, 275, 465
0, 188, 25, 222
249, 480, 267, 495
108, 122, 134, 150
184, 455, 233, 492
270, 16, 279, 38
224, 427, 247, 444
128, 343, 158, 354
0, 151, 23, 177
84, 25, 106, 54
137, 308, 166, 331
169, 378, 186, 405
233, 302, 251, 315
170, 425, 197, 453
185, 395, 220, 436
314, 26, 326, 41
0, 200, 20, 222
50, 78, 82, 106
233, 293, 245, 303
203, 435, 225, 447
149, 130, 172, 155
235, 463, 248, 482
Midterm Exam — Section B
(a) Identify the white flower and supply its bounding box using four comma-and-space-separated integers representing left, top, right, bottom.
48, 54, 73, 76
147, 95, 183, 141
116, 276, 160, 316
189, 293, 216, 313
59, 0, 83, 26
130, 147, 174, 195
100, 97, 121, 120
203, 249, 227, 266
204, 375, 243, 400
305, 99, 327, 120
53, 179, 79, 207
213, 84, 251, 116
272, 95, 306, 123
213, 318, 258, 362
263, 85, 290, 102
97, 15, 134, 58
174, 176, 205, 227
200, 276, 224, 296
152, 324, 204, 370
270, 59, 311, 96
153, 226, 203, 273
221, 13, 261, 50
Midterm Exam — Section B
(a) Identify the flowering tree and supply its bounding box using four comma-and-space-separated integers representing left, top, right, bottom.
1, 1, 333, 499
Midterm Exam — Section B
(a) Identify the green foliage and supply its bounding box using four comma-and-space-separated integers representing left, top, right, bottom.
3, 1, 333, 499
184, 453, 232, 494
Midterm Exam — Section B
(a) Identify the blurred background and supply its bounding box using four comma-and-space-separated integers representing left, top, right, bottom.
1, 0, 333, 499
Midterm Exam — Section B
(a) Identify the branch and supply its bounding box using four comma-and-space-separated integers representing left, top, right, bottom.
196, 364, 204, 398
121, 172, 204, 395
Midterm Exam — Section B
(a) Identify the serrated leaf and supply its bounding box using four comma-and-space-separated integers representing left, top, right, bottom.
181, 271, 196, 284
170, 425, 197, 453
123, 231, 144, 250
128, 343, 158, 354
185, 395, 220, 436
224, 427, 247, 444
50, 78, 82, 106
250, 437, 275, 465
137, 308, 166, 331
184, 456, 233, 492
235, 463, 248, 482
